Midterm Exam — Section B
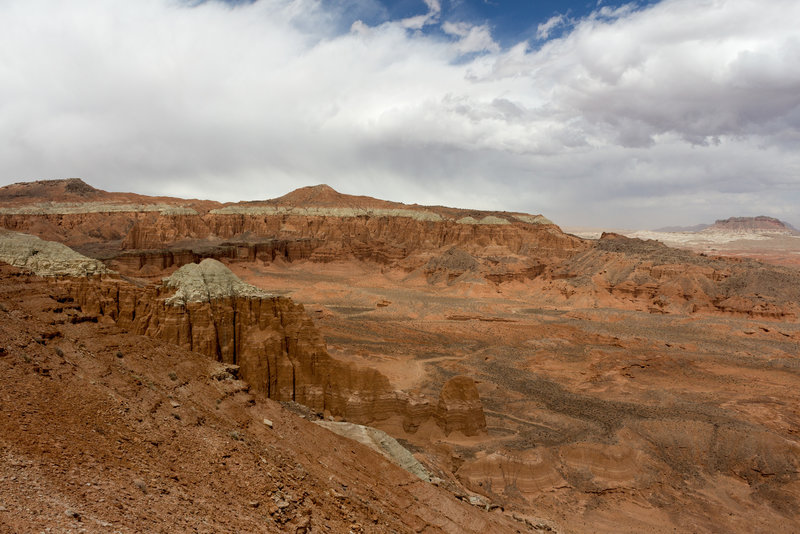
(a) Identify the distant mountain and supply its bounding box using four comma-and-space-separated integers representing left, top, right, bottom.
703, 216, 798, 234
654, 216, 797, 235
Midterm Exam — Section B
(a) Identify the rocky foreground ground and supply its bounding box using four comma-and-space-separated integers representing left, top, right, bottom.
0, 264, 535, 533
1, 179, 799, 533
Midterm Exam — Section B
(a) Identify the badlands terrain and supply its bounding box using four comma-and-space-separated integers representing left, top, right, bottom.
1, 178, 799, 533
569, 215, 800, 269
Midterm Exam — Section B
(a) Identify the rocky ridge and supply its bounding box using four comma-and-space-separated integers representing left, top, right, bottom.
653, 216, 797, 235
548, 232, 800, 319
0, 229, 109, 277
0, 226, 489, 438
4, 179, 800, 323
0, 267, 525, 533
0, 180, 583, 284
3, 179, 800, 532
65, 259, 488, 435
2, 179, 799, 321
163, 258, 271, 305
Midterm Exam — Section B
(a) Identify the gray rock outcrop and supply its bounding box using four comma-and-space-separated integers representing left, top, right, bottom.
0, 229, 109, 276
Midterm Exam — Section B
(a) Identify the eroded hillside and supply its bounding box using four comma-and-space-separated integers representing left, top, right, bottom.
2, 179, 800, 533
0, 264, 532, 533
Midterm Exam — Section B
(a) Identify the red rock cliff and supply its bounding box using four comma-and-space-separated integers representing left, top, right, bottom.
64, 259, 487, 431
0, 180, 587, 271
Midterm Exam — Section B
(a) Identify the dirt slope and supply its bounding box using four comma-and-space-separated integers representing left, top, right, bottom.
0, 266, 534, 533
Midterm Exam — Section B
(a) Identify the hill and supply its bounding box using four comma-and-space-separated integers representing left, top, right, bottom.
704, 215, 798, 234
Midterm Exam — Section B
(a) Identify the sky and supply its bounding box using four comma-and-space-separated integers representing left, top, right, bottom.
1, 0, 798, 229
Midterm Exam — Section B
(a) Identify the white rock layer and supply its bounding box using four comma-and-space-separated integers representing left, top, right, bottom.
163, 258, 270, 305
0, 230, 110, 277
315, 420, 432, 482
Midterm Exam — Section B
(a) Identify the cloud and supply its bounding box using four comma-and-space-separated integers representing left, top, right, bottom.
536, 14, 566, 40
0, 0, 799, 229
442, 21, 499, 54
400, 0, 441, 29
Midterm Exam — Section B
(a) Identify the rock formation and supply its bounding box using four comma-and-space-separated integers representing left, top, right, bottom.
0, 266, 524, 533
64, 259, 396, 423
162, 258, 270, 304
3, 180, 800, 533
0, 226, 492, 433
548, 232, 800, 318
704, 215, 798, 234
654, 216, 797, 235
315, 421, 432, 481
3, 178, 799, 320
0, 179, 587, 282
435, 376, 487, 436
5, 179, 798, 321
424, 247, 480, 284
60, 257, 488, 433
0, 229, 109, 277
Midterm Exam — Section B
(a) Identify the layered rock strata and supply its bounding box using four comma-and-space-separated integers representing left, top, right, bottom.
64, 258, 488, 432
0, 226, 491, 433
704, 215, 798, 234
6, 180, 794, 321
435, 376, 488, 436
66, 259, 396, 423
0, 180, 586, 276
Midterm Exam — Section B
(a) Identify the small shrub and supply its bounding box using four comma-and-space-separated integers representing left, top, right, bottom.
133, 479, 147, 494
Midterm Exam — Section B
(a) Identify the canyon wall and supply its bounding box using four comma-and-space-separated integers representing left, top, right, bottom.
5, 180, 798, 322
63, 259, 487, 434
0, 180, 587, 270
113, 211, 585, 274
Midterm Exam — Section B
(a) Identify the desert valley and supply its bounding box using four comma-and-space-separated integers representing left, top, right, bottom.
1, 178, 799, 533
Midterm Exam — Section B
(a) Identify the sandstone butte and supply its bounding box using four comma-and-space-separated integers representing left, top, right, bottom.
2, 178, 800, 533
704, 215, 798, 234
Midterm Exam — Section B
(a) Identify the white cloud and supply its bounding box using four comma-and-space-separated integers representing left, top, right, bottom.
536, 14, 565, 40
442, 21, 499, 54
400, 0, 441, 29
0, 0, 799, 229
